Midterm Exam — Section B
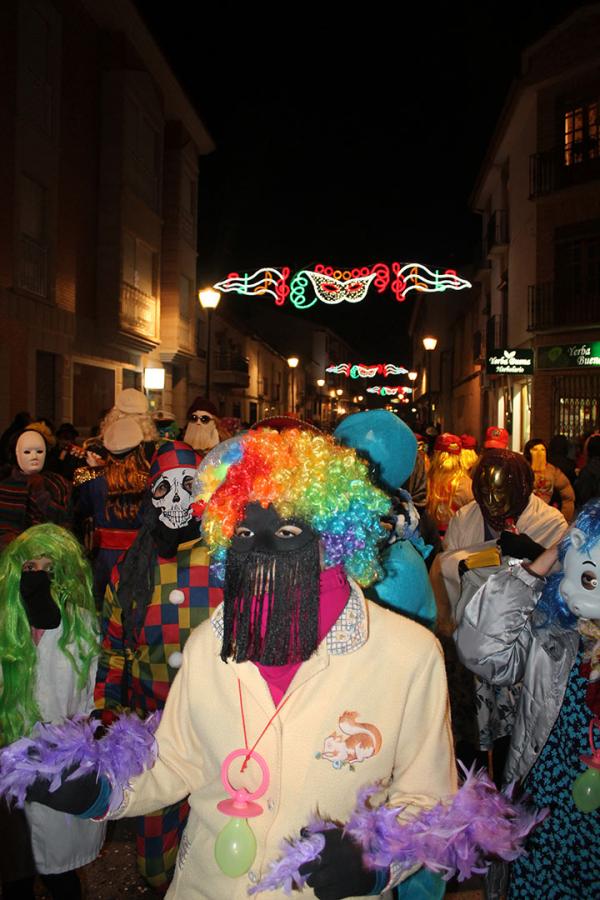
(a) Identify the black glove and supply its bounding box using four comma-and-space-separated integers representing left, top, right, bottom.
26, 765, 102, 815
498, 531, 545, 562
298, 828, 383, 900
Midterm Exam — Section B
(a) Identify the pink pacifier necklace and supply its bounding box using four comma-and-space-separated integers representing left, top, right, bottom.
214, 679, 292, 877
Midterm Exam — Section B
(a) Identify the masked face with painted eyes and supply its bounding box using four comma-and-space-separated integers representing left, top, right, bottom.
560, 528, 600, 620
222, 502, 321, 666
151, 467, 196, 529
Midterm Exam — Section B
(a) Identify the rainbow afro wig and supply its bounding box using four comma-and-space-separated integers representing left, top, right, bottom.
194, 428, 389, 586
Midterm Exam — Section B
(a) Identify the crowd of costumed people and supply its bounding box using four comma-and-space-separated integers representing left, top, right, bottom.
0, 394, 598, 899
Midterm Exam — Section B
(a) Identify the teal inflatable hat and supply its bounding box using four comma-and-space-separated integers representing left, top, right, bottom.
334, 410, 417, 491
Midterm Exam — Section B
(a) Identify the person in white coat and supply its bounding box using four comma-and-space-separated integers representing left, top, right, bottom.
0, 524, 105, 900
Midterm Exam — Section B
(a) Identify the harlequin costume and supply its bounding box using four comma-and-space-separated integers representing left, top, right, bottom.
93, 441, 223, 892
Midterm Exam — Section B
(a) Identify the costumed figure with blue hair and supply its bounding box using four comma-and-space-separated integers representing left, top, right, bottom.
0, 524, 105, 899
334, 410, 436, 630
455, 499, 600, 899
8, 430, 545, 900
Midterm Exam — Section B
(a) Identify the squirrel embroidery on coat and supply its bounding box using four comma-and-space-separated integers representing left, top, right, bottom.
321, 711, 382, 765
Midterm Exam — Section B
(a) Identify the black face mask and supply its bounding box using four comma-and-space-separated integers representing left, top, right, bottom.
222, 503, 321, 665
19, 571, 61, 630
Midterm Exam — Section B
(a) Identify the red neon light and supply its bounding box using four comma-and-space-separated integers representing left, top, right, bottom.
275, 266, 290, 306
390, 262, 407, 302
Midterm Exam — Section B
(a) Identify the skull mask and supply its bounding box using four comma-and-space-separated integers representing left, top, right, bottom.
151, 467, 196, 529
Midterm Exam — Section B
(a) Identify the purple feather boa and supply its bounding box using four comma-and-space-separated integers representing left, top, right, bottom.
249, 765, 547, 895
0, 712, 161, 809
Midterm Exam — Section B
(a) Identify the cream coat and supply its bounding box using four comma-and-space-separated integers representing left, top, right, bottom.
113, 584, 456, 900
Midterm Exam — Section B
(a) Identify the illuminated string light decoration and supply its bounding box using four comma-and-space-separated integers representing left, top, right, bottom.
213, 262, 471, 310
325, 363, 409, 378
366, 386, 414, 396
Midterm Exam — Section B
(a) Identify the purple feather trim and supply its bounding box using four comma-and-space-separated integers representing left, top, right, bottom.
0, 712, 161, 809
247, 817, 337, 895
250, 766, 547, 894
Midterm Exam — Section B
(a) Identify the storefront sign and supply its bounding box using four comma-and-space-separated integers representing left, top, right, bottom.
486, 349, 534, 375
538, 342, 600, 369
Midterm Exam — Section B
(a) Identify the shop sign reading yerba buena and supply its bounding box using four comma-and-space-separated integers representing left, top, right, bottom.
538, 342, 600, 369
486, 349, 534, 375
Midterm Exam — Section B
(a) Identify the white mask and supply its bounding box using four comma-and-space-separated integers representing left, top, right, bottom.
150, 466, 196, 529
16, 431, 46, 475
560, 528, 600, 619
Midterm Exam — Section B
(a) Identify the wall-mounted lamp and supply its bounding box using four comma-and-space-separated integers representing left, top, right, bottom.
144, 367, 165, 391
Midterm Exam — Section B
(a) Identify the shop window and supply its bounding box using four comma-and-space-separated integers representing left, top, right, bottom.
553, 373, 600, 439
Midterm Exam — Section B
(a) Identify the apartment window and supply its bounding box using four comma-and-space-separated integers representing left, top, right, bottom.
18, 174, 47, 297
124, 95, 160, 210
19, 2, 55, 135
181, 170, 196, 218
564, 101, 600, 166
123, 233, 157, 297
556, 234, 600, 304
179, 274, 193, 319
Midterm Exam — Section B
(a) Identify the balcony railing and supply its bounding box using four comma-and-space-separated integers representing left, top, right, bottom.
528, 282, 600, 330
18, 235, 48, 298
530, 147, 600, 198
213, 352, 250, 387
486, 210, 509, 254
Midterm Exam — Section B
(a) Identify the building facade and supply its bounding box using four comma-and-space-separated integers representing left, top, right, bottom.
472, 6, 600, 448
410, 6, 600, 451
0, 0, 213, 434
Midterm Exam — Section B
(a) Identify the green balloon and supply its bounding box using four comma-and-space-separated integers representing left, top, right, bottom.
572, 766, 600, 813
214, 817, 257, 877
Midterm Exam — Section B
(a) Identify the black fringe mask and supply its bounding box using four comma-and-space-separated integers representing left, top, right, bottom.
221, 538, 321, 665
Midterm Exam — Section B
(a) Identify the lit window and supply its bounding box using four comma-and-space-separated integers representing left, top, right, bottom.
564, 101, 600, 166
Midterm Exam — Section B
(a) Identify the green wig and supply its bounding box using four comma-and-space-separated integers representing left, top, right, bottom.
0, 524, 99, 746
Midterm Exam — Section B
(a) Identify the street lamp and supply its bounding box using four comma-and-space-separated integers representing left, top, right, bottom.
198, 288, 221, 397
407, 371, 418, 382
422, 336, 438, 425
287, 356, 299, 414
336, 388, 343, 396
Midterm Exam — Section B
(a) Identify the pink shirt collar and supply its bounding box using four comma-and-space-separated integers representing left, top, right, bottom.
253, 565, 350, 704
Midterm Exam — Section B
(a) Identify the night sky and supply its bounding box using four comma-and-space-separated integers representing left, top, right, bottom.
136, 1, 589, 360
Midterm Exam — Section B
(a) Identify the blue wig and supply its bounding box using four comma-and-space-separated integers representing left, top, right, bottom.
534, 498, 600, 631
